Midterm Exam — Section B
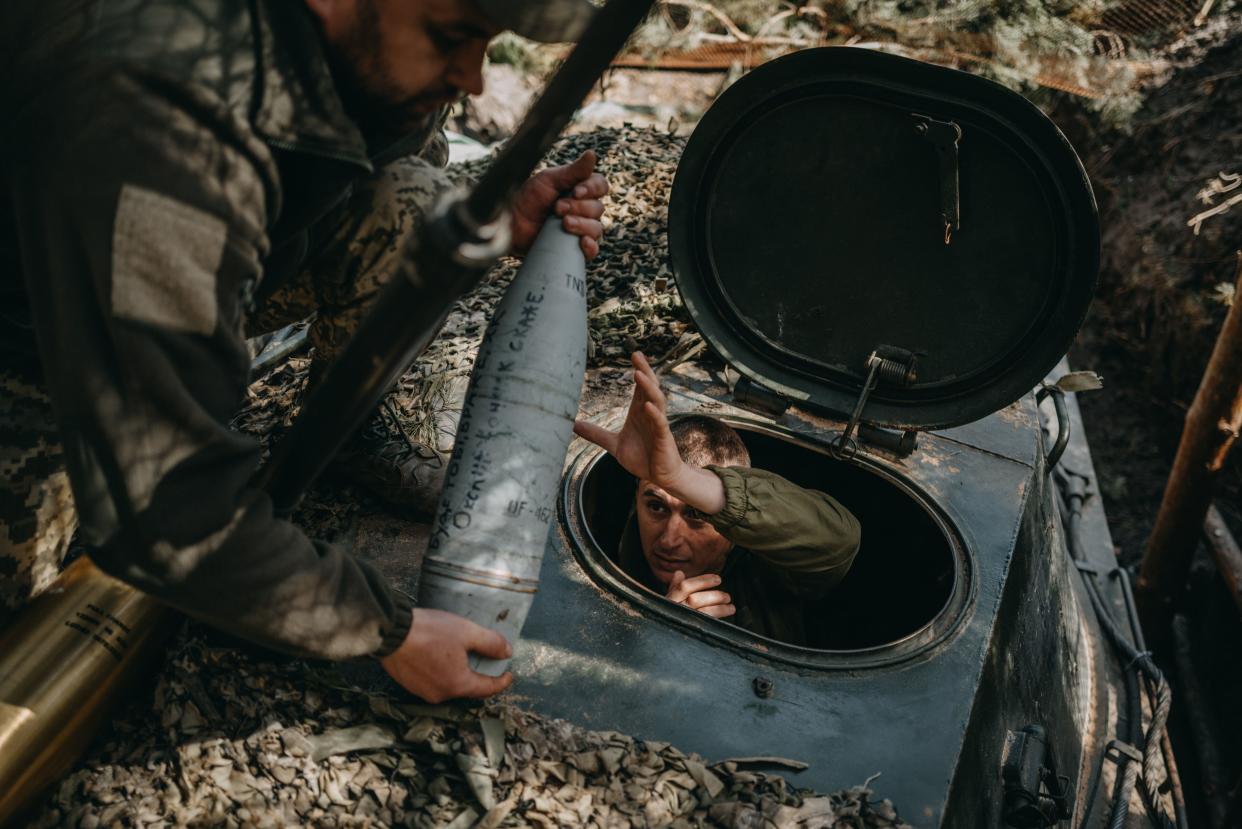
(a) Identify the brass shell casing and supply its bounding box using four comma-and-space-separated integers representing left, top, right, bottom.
0, 557, 171, 824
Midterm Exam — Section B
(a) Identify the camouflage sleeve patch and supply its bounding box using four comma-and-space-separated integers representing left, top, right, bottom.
110, 184, 226, 335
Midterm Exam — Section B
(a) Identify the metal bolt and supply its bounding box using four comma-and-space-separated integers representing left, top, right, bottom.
752, 676, 774, 699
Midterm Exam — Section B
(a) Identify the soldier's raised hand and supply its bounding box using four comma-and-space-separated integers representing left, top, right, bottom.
573, 352, 682, 488
574, 352, 727, 515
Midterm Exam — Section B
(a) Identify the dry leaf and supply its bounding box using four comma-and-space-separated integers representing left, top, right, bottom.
480, 717, 506, 769
306, 724, 396, 762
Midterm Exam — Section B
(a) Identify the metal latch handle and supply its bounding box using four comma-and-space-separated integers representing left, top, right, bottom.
1035, 385, 1070, 474
914, 114, 962, 245
1036, 372, 1102, 474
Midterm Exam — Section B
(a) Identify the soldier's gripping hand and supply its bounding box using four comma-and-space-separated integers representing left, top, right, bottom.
666, 571, 736, 619
380, 608, 513, 703
510, 150, 609, 260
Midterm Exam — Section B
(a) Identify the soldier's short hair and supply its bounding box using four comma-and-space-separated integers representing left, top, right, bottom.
669, 415, 751, 469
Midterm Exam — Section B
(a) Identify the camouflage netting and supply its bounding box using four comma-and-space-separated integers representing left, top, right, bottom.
233, 126, 697, 458
30, 628, 911, 828
229, 126, 696, 547
396, 125, 698, 449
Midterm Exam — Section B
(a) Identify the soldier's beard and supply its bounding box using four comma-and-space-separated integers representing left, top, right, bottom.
324, 0, 456, 140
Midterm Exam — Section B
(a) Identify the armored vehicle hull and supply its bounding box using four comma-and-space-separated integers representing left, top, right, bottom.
495, 46, 1171, 829
504, 361, 1150, 828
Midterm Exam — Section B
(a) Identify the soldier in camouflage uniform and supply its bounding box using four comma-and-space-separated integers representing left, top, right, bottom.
0, 0, 608, 704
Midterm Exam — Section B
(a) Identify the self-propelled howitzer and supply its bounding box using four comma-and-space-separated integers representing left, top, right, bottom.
481, 47, 1181, 829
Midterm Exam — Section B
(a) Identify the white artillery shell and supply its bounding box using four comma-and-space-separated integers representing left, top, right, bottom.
418, 218, 588, 676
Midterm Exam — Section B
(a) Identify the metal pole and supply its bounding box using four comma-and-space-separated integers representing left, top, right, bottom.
254, 231, 497, 513
1136, 252, 1242, 641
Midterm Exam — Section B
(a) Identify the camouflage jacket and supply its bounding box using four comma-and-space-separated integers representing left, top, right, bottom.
0, 0, 446, 658
619, 466, 861, 645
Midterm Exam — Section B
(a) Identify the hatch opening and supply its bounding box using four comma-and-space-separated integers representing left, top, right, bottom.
573, 424, 963, 653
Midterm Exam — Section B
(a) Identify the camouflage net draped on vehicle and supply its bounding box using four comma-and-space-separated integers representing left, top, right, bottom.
30, 629, 910, 828
233, 126, 698, 458
401, 125, 696, 450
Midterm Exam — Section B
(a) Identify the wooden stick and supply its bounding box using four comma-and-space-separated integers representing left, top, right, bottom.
1194, 0, 1218, 27
1204, 504, 1242, 619
1171, 615, 1230, 828
1136, 252, 1242, 639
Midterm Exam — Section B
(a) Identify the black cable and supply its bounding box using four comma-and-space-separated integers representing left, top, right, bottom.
1109, 760, 1141, 829
1055, 473, 1175, 829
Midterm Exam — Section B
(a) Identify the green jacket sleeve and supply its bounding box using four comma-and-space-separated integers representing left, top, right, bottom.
704, 465, 861, 598
10, 66, 411, 660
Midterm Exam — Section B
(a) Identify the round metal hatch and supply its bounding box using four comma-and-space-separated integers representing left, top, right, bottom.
668, 47, 1100, 430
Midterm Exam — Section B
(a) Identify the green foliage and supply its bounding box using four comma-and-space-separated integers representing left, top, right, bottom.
486, 33, 546, 75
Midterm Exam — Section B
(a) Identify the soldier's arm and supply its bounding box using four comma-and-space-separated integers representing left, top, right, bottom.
704, 466, 861, 598
11, 68, 413, 660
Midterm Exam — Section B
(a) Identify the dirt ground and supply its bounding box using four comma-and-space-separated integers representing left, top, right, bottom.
452, 64, 727, 141
1058, 28, 1242, 562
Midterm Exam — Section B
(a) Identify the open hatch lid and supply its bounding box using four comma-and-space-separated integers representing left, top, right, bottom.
668, 47, 1099, 430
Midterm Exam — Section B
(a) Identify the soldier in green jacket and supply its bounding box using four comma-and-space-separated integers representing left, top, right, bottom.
574, 353, 862, 645
0, 0, 606, 703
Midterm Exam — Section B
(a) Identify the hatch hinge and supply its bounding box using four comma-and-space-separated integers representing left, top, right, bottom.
913, 114, 962, 245
831, 346, 918, 460
732, 376, 791, 418
857, 423, 919, 457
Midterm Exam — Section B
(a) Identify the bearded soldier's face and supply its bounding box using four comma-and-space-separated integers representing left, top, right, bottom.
307, 0, 498, 135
